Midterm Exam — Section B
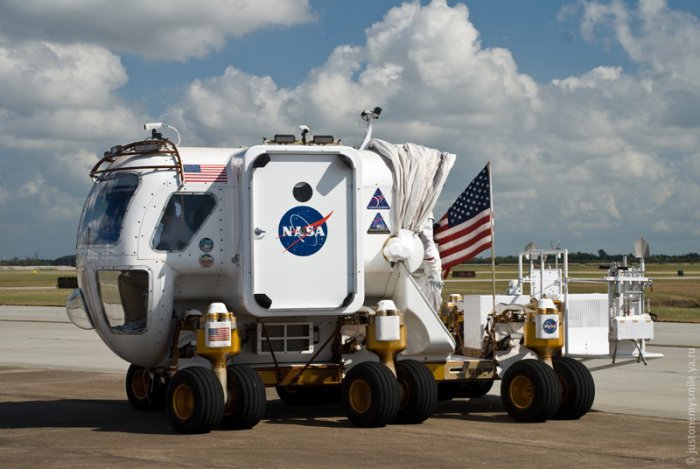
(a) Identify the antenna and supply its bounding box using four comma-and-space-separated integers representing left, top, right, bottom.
143, 122, 181, 146
359, 107, 382, 150
523, 241, 536, 260
634, 238, 650, 259
299, 125, 310, 144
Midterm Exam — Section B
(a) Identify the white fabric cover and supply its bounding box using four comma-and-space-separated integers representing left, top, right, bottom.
367, 139, 455, 234
368, 139, 456, 313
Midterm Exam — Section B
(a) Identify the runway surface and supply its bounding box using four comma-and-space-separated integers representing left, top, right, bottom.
0, 306, 695, 467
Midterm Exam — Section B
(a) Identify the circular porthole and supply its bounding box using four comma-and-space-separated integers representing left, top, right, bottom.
293, 182, 313, 202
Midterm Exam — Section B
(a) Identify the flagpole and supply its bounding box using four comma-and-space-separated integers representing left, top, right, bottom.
488, 161, 496, 312
488, 161, 497, 359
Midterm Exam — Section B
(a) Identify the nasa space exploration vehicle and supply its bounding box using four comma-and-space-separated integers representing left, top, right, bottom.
66, 109, 657, 433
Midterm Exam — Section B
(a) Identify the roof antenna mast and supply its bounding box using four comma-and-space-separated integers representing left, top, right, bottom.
359, 106, 382, 150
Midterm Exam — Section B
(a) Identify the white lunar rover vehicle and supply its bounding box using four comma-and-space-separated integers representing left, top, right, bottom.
66, 110, 657, 433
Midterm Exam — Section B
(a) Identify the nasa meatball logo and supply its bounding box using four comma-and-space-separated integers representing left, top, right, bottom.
277, 206, 333, 256
542, 318, 558, 334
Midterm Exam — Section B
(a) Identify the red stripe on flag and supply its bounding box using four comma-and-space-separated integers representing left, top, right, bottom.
438, 225, 492, 259
434, 164, 493, 279
441, 237, 492, 276
435, 210, 491, 246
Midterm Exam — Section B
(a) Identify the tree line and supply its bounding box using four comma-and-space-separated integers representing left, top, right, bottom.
1, 251, 699, 267
471, 251, 700, 265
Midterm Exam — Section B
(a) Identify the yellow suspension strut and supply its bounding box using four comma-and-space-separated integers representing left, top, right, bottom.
523, 298, 564, 366
365, 300, 407, 375
196, 303, 241, 395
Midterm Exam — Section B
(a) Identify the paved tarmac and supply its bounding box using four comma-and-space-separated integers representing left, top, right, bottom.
0, 306, 695, 468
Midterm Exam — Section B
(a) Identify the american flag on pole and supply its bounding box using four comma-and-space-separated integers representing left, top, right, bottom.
183, 164, 228, 183
434, 164, 493, 279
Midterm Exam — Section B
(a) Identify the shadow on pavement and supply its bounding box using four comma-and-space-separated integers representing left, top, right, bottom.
0, 395, 511, 433
432, 395, 512, 423
0, 399, 172, 435
263, 395, 511, 427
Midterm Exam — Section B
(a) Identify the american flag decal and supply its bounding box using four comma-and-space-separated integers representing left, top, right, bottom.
208, 327, 231, 342
434, 164, 493, 279
183, 164, 228, 183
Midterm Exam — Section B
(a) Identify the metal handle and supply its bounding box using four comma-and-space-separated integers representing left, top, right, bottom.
254, 227, 266, 236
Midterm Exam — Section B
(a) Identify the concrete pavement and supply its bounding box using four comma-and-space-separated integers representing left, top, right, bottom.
0, 366, 688, 468
0, 306, 694, 467
0, 306, 696, 418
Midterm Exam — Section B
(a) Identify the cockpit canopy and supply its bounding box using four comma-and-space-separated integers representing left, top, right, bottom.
78, 173, 139, 247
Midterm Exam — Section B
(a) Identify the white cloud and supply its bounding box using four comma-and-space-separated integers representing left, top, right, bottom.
576, 0, 700, 84
1, 0, 699, 257
0, 41, 141, 150
552, 66, 622, 91
0, 41, 127, 111
0, 40, 141, 257
0, 0, 314, 61
160, 0, 699, 256
168, 0, 540, 144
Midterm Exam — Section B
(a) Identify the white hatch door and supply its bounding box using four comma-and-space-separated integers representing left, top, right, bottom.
249, 151, 357, 312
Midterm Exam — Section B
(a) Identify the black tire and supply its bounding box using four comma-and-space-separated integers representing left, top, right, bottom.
459, 380, 494, 398
276, 385, 341, 406
501, 360, 562, 423
165, 367, 224, 434
125, 364, 166, 411
395, 360, 437, 424
221, 365, 266, 429
343, 362, 400, 427
552, 357, 595, 420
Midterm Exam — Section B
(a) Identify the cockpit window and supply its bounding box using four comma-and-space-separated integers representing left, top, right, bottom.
153, 193, 217, 251
78, 173, 139, 246
97, 269, 149, 334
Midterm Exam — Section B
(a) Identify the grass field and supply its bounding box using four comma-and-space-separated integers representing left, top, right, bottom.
1, 264, 699, 322
0, 270, 75, 306
444, 263, 700, 322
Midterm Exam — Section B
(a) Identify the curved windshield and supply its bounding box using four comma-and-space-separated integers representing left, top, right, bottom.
78, 173, 139, 246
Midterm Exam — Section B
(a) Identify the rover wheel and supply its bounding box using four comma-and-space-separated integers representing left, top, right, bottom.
221, 365, 266, 429
125, 364, 165, 411
343, 362, 400, 427
501, 359, 562, 422
552, 357, 595, 420
395, 360, 437, 424
165, 367, 224, 434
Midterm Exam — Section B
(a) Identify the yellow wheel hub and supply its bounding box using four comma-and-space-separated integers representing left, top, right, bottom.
171, 384, 195, 420
509, 375, 535, 410
348, 378, 372, 414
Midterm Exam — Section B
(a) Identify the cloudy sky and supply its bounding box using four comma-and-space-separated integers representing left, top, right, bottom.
0, 0, 698, 259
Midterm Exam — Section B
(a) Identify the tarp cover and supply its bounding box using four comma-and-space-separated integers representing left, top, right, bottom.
367, 139, 455, 234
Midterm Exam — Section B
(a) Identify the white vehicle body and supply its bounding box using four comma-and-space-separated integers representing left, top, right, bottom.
68, 133, 456, 371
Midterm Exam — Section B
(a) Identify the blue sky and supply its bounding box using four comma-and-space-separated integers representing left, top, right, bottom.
121, 1, 638, 111
1, 0, 699, 258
